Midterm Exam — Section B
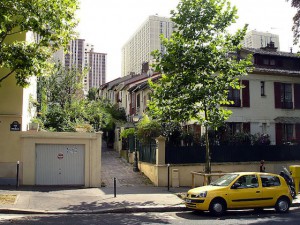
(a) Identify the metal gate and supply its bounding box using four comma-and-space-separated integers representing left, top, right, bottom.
36, 144, 85, 185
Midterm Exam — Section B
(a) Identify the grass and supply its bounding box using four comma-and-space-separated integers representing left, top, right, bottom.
0, 194, 17, 204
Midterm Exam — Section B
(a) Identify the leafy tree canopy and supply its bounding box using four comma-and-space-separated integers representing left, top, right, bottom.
149, 0, 252, 129
0, 0, 79, 87
148, 0, 253, 175
288, 0, 300, 45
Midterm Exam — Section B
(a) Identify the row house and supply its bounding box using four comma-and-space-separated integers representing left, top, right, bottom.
226, 44, 300, 145
99, 73, 160, 122
100, 44, 300, 146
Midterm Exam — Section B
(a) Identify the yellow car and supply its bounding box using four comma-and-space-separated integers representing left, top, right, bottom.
185, 172, 293, 216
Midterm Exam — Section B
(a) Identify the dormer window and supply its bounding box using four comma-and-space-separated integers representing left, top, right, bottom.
263, 58, 276, 66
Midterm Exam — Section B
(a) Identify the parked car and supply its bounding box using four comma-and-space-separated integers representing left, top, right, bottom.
185, 172, 293, 216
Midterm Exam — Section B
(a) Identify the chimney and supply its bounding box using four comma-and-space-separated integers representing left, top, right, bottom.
260, 41, 277, 52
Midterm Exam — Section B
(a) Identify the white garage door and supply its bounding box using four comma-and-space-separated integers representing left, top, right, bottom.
36, 144, 84, 185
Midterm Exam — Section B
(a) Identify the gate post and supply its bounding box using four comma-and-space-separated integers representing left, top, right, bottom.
155, 136, 166, 165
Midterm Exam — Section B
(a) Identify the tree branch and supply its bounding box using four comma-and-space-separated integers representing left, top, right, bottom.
0, 70, 15, 83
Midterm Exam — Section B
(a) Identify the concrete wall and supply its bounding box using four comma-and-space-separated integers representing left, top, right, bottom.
140, 161, 300, 187
20, 132, 102, 187
137, 136, 300, 187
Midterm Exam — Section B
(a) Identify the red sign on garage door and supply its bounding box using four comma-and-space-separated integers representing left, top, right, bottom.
57, 153, 64, 159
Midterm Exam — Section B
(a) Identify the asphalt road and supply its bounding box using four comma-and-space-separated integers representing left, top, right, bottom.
1, 208, 300, 225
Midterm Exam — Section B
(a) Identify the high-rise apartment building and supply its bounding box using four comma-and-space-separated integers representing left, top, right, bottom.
64, 39, 107, 94
242, 30, 280, 50
88, 48, 107, 89
121, 15, 175, 76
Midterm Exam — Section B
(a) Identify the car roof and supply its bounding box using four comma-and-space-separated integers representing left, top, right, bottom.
227, 172, 279, 176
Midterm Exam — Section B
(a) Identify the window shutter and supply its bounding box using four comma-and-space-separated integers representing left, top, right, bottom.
275, 123, 283, 145
242, 80, 250, 107
274, 82, 281, 108
243, 122, 251, 133
296, 124, 300, 142
294, 84, 300, 109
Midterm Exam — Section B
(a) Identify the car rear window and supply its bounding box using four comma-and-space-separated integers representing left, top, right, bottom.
260, 175, 281, 187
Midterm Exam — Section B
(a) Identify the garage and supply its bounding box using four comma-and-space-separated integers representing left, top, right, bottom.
36, 144, 85, 185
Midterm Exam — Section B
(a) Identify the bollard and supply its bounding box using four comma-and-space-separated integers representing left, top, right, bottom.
16, 161, 20, 189
114, 177, 116, 198
167, 164, 170, 191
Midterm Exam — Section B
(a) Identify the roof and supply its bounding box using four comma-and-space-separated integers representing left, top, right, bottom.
242, 48, 300, 58
253, 67, 300, 76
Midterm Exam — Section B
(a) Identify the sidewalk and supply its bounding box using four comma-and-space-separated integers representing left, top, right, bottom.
0, 186, 299, 214
0, 186, 189, 214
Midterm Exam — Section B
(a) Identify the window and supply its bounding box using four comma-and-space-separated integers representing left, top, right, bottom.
274, 82, 294, 109
261, 81, 265, 96
228, 88, 241, 107
233, 175, 258, 189
284, 124, 294, 142
281, 83, 293, 109
136, 94, 140, 109
227, 123, 242, 135
261, 175, 281, 187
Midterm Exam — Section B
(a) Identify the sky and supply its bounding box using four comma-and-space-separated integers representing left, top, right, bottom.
76, 0, 298, 82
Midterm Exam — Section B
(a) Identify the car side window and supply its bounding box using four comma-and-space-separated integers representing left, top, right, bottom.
260, 175, 281, 187
234, 175, 258, 189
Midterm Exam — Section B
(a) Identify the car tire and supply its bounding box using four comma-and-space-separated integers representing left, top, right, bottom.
275, 197, 290, 213
209, 199, 226, 216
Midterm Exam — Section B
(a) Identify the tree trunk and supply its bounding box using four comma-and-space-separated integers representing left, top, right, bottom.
205, 125, 211, 184
204, 106, 211, 184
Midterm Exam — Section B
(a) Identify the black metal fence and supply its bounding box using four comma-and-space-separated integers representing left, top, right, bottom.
139, 140, 156, 164
166, 144, 300, 164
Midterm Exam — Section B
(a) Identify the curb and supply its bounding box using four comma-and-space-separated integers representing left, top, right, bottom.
0, 205, 188, 215
0, 202, 298, 215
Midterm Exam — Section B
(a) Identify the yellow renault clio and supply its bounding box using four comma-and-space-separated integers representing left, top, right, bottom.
185, 172, 293, 216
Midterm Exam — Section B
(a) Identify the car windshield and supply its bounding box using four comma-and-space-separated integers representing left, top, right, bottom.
210, 174, 239, 186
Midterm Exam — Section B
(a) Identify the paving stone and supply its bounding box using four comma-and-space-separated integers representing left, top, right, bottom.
101, 141, 153, 188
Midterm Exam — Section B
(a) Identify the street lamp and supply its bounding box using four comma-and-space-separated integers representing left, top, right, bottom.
132, 114, 140, 172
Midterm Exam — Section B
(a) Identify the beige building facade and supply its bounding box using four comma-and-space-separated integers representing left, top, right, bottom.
121, 15, 175, 76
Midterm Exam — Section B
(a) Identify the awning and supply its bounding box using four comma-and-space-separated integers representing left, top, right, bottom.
274, 117, 300, 124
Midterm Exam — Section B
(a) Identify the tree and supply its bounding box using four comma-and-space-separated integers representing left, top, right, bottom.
87, 87, 100, 101
288, 0, 300, 45
149, 0, 252, 178
0, 0, 79, 87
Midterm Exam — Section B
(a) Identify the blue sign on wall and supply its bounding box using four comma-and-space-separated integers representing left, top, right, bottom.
10, 121, 21, 131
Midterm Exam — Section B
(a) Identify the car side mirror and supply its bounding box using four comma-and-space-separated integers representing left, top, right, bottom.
231, 183, 241, 189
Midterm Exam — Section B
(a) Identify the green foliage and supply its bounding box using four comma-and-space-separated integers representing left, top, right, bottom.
37, 64, 127, 132
288, 0, 300, 45
149, 0, 252, 129
136, 115, 161, 143
149, 0, 253, 175
87, 87, 99, 101
0, 0, 79, 86
120, 128, 135, 138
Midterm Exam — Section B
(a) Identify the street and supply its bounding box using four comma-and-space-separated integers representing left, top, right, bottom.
1, 208, 300, 225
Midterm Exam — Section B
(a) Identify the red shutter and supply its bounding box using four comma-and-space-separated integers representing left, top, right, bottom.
294, 84, 300, 109
243, 122, 251, 133
274, 82, 281, 108
275, 123, 283, 145
242, 80, 250, 107
296, 124, 300, 142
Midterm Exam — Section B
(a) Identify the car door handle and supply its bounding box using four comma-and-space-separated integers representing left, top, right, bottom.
256, 191, 260, 193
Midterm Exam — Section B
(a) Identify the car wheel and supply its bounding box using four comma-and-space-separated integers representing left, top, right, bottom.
275, 197, 290, 213
209, 199, 226, 216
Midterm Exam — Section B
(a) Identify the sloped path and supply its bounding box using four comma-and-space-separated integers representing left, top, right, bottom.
101, 141, 153, 188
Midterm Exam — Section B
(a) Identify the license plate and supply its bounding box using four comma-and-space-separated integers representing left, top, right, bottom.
185, 199, 192, 203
